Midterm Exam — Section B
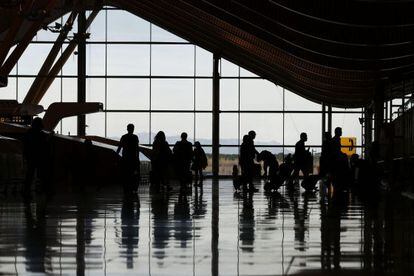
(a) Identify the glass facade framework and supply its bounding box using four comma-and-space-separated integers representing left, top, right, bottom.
1, 7, 364, 174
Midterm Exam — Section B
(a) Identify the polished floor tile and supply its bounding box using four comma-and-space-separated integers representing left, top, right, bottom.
0, 179, 413, 275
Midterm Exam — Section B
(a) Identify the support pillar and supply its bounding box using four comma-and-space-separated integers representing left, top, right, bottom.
77, 11, 87, 136
327, 104, 332, 135
364, 107, 373, 156
322, 103, 326, 139
212, 54, 220, 178
374, 86, 384, 142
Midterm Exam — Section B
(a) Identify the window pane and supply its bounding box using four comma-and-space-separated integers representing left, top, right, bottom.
62, 78, 77, 102
19, 44, 53, 75
332, 113, 362, 146
285, 89, 321, 111
220, 59, 238, 77
151, 24, 187, 42
240, 113, 283, 146
86, 113, 105, 137
195, 113, 212, 143
0, 78, 17, 100
220, 113, 239, 145
151, 79, 193, 110
151, 113, 194, 143
62, 47, 78, 76
40, 78, 61, 109
240, 67, 258, 77
220, 79, 238, 110
86, 44, 105, 75
107, 112, 150, 144
107, 79, 150, 110
202, 146, 212, 174
107, 10, 150, 41
107, 45, 150, 76
61, 116, 77, 136
88, 10, 106, 41
196, 47, 212, 76
151, 45, 194, 76
35, 17, 62, 41
17, 77, 33, 102
284, 113, 322, 146
8, 46, 17, 75
219, 146, 239, 175
86, 78, 106, 108
196, 79, 212, 110
240, 80, 282, 110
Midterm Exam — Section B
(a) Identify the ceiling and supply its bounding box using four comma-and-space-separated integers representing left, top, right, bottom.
1, 0, 414, 107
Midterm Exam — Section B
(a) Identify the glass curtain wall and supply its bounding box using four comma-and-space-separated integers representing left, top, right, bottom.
1, 7, 364, 175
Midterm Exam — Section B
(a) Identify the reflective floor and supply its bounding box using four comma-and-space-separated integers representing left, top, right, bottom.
1, 179, 414, 275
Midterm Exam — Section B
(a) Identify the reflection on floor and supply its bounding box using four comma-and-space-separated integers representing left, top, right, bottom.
0, 179, 414, 275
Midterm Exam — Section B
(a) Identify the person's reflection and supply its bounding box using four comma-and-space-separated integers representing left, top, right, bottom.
174, 189, 192, 248
151, 190, 171, 262
75, 194, 98, 275
193, 185, 207, 219
23, 197, 48, 273
76, 197, 86, 276
297, 192, 313, 251
239, 191, 255, 253
320, 192, 348, 270
121, 193, 140, 269
266, 191, 289, 220
288, 186, 309, 252
362, 194, 394, 272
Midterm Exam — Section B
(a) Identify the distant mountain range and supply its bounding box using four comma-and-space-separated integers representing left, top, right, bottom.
111, 132, 291, 155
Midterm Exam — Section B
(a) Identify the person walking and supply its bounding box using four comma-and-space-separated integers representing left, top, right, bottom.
117, 123, 140, 193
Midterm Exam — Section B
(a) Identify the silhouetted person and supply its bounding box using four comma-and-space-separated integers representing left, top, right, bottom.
248, 130, 259, 157
258, 150, 279, 177
329, 127, 350, 190
191, 141, 207, 186
258, 150, 281, 191
248, 130, 260, 176
117, 124, 140, 193
173, 132, 193, 189
320, 132, 332, 177
279, 153, 294, 183
151, 131, 172, 191
23, 117, 50, 198
292, 132, 310, 181
239, 135, 258, 192
330, 127, 342, 156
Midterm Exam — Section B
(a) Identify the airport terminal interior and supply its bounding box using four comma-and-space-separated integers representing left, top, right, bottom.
0, 0, 413, 275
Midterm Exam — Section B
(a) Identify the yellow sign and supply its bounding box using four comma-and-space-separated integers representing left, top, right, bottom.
341, 137, 357, 156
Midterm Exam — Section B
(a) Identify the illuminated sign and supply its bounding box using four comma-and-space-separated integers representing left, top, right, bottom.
340, 137, 357, 156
